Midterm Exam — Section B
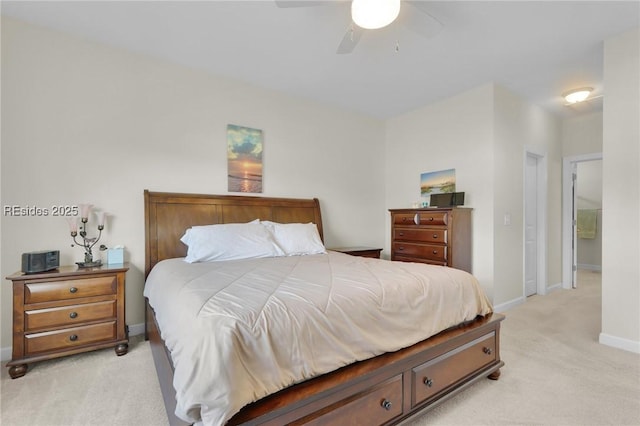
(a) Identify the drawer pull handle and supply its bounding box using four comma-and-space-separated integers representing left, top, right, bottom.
432, 250, 438, 255
381, 399, 393, 411
398, 246, 404, 251
69, 287, 78, 293
69, 334, 78, 342
428, 217, 434, 221
433, 234, 438, 238
424, 377, 433, 387
483, 347, 492, 355
69, 312, 78, 319
399, 232, 404, 236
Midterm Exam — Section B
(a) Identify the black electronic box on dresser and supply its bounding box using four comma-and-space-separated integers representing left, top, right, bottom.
389, 207, 472, 272
5, 263, 129, 379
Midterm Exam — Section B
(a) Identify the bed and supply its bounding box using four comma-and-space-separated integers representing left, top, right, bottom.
143, 190, 504, 426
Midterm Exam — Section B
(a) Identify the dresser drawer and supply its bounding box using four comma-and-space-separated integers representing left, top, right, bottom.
412, 332, 496, 407
393, 228, 447, 244
301, 375, 403, 426
25, 321, 117, 355
392, 242, 447, 262
25, 300, 117, 332
25, 276, 117, 304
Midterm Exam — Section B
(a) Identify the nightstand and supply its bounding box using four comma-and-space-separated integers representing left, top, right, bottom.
330, 247, 383, 259
5, 263, 129, 379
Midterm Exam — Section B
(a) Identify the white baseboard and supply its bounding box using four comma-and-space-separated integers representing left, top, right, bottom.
1, 322, 146, 362
1, 346, 11, 362
128, 322, 145, 337
578, 264, 602, 271
599, 332, 640, 354
493, 296, 525, 313
547, 282, 563, 293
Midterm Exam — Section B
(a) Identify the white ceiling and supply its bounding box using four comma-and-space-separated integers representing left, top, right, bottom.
2, 1, 639, 119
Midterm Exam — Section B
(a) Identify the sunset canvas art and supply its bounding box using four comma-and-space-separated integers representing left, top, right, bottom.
420, 168, 456, 197
227, 124, 263, 193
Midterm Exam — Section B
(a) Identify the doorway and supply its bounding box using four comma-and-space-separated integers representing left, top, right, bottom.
562, 153, 603, 289
524, 148, 547, 297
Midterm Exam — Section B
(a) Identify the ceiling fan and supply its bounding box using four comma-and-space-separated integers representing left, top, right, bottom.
275, 0, 443, 54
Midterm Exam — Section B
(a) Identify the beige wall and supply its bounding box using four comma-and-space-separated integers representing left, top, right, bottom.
0, 18, 386, 351
562, 112, 603, 156
385, 83, 561, 306
384, 85, 496, 299
493, 85, 562, 303
601, 28, 640, 351
3, 17, 637, 356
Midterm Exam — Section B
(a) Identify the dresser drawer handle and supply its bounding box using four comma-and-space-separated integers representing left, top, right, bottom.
432, 250, 438, 255
398, 246, 404, 251
428, 217, 434, 221
69, 312, 78, 319
69, 334, 78, 342
483, 347, 492, 355
381, 399, 393, 411
433, 234, 438, 238
399, 232, 404, 236
69, 287, 78, 294
424, 377, 433, 387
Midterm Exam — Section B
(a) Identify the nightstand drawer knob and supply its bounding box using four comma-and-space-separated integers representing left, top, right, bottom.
69, 334, 78, 342
69, 312, 78, 319
432, 250, 438, 254
483, 347, 492, 355
381, 399, 392, 411
69, 287, 78, 293
433, 234, 438, 238
424, 377, 433, 387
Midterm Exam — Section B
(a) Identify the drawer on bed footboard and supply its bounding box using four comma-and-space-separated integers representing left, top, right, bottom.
411, 332, 496, 407
296, 374, 403, 426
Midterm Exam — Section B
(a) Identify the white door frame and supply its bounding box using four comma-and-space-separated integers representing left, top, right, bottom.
562, 153, 603, 289
524, 147, 548, 296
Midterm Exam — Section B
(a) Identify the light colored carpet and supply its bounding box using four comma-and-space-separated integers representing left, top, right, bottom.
2, 270, 639, 425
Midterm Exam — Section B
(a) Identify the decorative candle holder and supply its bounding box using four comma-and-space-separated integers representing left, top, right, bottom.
67, 204, 106, 268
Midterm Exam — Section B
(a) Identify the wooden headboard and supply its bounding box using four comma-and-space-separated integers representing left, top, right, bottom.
144, 190, 323, 278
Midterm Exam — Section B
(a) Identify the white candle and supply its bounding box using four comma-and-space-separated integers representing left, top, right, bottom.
67, 217, 78, 233
79, 204, 93, 220
96, 211, 107, 227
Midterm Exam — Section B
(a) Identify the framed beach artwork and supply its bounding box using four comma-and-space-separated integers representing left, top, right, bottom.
227, 124, 263, 193
420, 168, 456, 205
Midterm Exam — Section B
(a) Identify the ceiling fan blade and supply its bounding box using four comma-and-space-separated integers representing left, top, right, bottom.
402, 1, 443, 39
274, 0, 326, 7
336, 24, 364, 54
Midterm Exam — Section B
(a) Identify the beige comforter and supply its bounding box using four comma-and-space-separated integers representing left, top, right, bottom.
144, 251, 492, 425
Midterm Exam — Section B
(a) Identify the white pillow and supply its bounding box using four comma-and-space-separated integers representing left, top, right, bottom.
261, 221, 326, 256
180, 221, 284, 263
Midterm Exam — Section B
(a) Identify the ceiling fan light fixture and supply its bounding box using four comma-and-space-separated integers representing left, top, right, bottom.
352, 0, 401, 30
563, 87, 593, 104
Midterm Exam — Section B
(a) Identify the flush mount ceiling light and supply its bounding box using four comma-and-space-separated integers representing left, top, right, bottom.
352, 0, 401, 29
563, 87, 593, 104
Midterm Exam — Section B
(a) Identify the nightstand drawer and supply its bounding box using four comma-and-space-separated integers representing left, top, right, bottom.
25, 276, 117, 304
393, 229, 447, 244
25, 300, 117, 332
25, 321, 117, 354
392, 242, 447, 262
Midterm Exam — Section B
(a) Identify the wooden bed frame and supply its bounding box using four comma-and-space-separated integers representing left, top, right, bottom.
143, 190, 504, 426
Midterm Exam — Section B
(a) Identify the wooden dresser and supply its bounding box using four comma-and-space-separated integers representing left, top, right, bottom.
6, 263, 129, 378
389, 207, 472, 273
